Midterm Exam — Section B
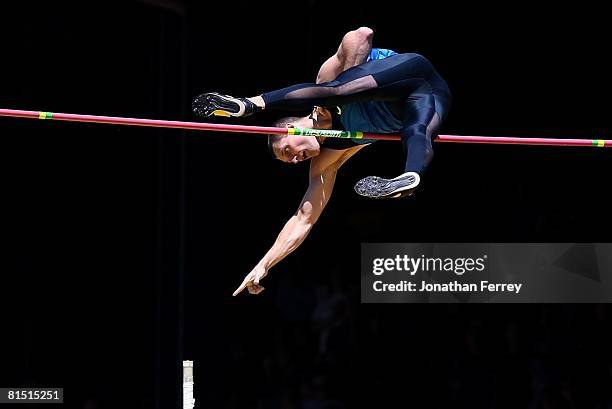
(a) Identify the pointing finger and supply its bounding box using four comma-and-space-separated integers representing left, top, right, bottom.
233, 276, 253, 296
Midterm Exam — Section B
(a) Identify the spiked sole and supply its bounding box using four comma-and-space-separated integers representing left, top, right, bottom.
354, 172, 420, 199
192, 92, 246, 117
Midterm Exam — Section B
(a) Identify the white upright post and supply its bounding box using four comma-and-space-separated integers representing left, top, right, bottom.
183, 360, 195, 409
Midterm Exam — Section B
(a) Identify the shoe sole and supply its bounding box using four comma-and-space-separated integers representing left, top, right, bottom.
354, 172, 420, 199
192, 93, 246, 117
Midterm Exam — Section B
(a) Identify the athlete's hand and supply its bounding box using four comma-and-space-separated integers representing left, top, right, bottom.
233, 264, 268, 296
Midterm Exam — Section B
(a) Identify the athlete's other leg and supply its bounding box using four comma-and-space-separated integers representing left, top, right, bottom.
400, 87, 440, 174
354, 87, 443, 199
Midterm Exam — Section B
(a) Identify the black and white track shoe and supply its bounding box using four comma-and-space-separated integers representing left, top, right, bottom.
354, 171, 420, 199
192, 92, 261, 118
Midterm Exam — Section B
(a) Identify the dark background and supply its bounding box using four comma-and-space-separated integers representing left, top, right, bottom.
1, 1, 611, 408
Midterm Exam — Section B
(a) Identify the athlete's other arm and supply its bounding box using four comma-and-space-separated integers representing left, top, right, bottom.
316, 26, 374, 84
232, 150, 344, 296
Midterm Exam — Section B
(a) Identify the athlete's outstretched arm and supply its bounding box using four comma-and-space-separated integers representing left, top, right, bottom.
232, 156, 339, 296
316, 26, 374, 84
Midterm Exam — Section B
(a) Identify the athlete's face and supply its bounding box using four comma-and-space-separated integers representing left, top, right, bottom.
271, 108, 334, 164
274, 132, 321, 164
272, 113, 322, 164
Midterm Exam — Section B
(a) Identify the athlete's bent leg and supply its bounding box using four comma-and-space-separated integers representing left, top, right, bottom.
192, 54, 433, 118
354, 88, 442, 199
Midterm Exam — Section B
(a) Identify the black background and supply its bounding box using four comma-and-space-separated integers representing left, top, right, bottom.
1, 1, 611, 408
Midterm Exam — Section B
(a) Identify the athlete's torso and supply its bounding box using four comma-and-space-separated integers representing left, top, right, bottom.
340, 48, 404, 134
323, 48, 403, 150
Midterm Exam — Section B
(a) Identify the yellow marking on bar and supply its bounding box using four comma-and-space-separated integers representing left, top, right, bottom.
39, 112, 51, 119
287, 128, 297, 135
596, 139, 605, 147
